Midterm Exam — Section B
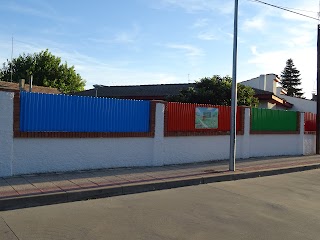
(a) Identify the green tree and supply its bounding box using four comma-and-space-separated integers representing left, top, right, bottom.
0, 49, 86, 93
167, 75, 259, 107
280, 58, 303, 97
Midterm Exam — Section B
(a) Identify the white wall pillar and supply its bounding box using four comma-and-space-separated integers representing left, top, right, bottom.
242, 108, 251, 159
152, 103, 165, 166
299, 112, 305, 155
0, 92, 14, 177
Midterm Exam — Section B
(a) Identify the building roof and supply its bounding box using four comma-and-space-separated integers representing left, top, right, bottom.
74, 83, 196, 98
252, 87, 293, 108
73, 83, 292, 108
251, 88, 274, 95
0, 81, 60, 94
75, 83, 274, 98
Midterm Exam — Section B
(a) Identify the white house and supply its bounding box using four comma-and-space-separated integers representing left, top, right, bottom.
241, 74, 292, 110
241, 74, 316, 113
276, 88, 316, 113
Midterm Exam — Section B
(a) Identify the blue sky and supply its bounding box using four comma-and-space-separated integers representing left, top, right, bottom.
0, 0, 318, 98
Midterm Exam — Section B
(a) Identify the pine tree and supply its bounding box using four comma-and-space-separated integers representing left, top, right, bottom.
280, 58, 303, 97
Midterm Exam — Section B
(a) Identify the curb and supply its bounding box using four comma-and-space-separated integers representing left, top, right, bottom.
1, 163, 320, 211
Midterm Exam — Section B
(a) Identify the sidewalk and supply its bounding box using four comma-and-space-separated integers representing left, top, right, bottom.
1, 155, 320, 211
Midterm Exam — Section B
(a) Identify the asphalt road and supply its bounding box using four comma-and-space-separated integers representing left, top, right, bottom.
1, 169, 320, 240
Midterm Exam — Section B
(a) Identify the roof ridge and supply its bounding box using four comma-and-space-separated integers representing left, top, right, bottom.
95, 83, 195, 88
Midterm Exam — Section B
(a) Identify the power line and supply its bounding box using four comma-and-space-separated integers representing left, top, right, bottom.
249, 0, 319, 21
284, 8, 318, 14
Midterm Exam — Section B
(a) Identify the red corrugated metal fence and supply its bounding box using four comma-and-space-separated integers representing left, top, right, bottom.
166, 102, 244, 132
304, 112, 316, 132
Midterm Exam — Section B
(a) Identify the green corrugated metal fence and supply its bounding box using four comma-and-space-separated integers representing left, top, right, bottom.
251, 108, 299, 132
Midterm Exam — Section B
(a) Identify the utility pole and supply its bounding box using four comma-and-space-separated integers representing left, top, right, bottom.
229, 0, 238, 171
316, 24, 320, 154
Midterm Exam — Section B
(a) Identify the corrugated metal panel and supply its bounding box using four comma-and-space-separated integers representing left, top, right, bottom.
20, 92, 150, 132
251, 108, 298, 131
166, 102, 243, 132
304, 112, 316, 131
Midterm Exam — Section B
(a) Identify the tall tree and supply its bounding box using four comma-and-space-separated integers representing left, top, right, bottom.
280, 58, 303, 97
0, 49, 86, 93
167, 75, 259, 107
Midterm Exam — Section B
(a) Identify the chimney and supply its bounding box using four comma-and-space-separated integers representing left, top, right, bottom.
19, 79, 25, 91
265, 74, 279, 95
259, 74, 267, 91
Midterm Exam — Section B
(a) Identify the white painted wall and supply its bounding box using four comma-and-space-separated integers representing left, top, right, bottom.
304, 134, 316, 155
0, 92, 14, 177
0, 93, 315, 177
279, 94, 316, 113
13, 138, 154, 175
258, 101, 277, 110
162, 109, 249, 164
241, 74, 278, 94
249, 135, 301, 157
241, 75, 265, 91
163, 135, 232, 165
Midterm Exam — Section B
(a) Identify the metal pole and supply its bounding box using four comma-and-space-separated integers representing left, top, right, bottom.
316, 24, 320, 154
10, 36, 13, 82
29, 75, 33, 92
230, 0, 238, 171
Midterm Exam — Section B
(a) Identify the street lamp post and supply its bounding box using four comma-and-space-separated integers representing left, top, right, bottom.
230, 0, 239, 171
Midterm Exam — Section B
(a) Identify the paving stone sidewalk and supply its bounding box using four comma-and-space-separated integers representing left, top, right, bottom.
0, 155, 320, 210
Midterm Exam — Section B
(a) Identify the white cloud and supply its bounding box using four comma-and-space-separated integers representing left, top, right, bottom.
114, 24, 140, 44
217, 1, 234, 15
114, 32, 135, 44
166, 43, 204, 56
0, 1, 75, 22
219, 28, 233, 39
243, 17, 265, 31
192, 18, 209, 28
250, 46, 258, 55
0, 37, 183, 89
281, 26, 315, 48
280, 0, 318, 23
82, 67, 181, 88
238, 0, 318, 98
197, 32, 217, 40
88, 24, 140, 45
155, 0, 234, 14
39, 48, 183, 88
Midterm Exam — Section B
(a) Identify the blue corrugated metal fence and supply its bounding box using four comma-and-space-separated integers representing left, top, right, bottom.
20, 92, 150, 132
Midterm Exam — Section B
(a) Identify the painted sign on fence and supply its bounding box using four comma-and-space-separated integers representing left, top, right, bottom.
195, 107, 218, 129
166, 102, 244, 133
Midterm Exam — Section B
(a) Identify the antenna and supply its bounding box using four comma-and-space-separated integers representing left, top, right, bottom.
10, 36, 13, 82
188, 73, 190, 83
